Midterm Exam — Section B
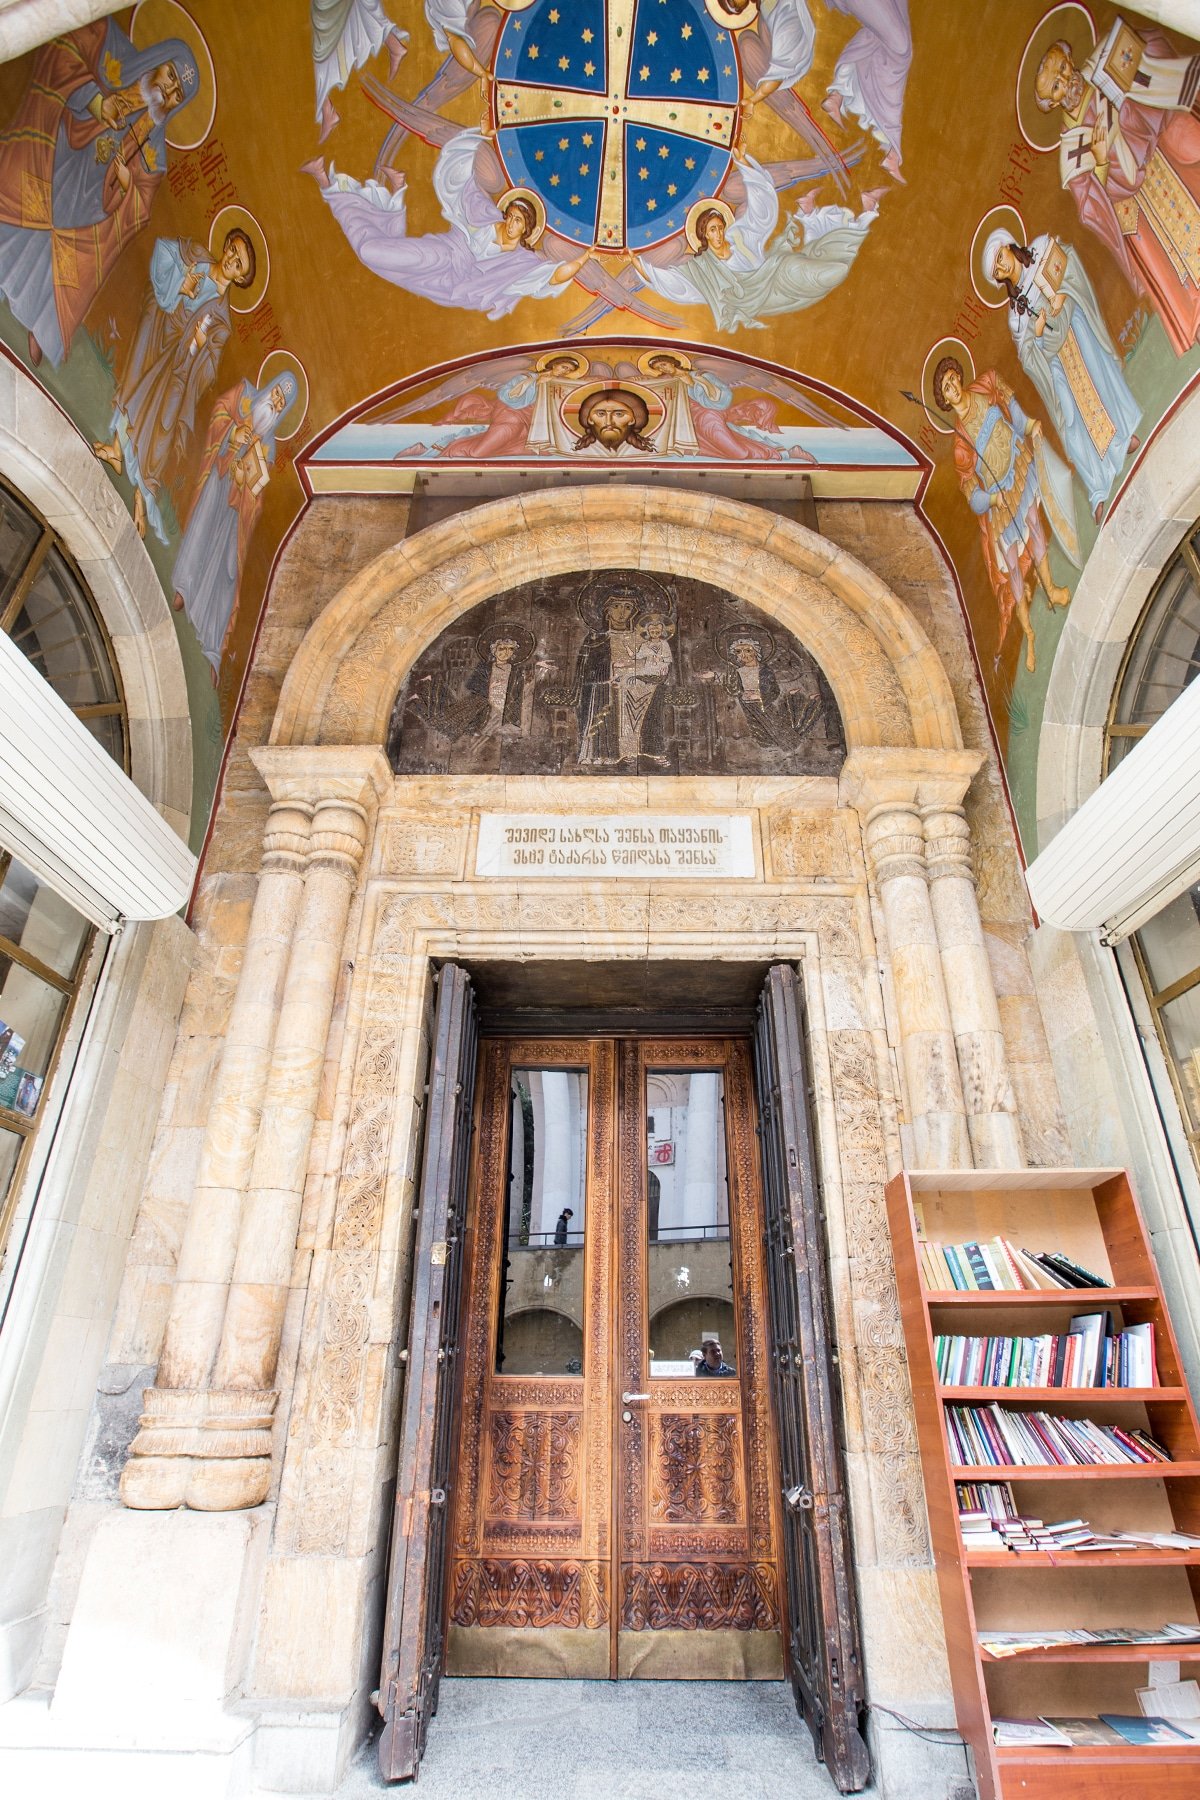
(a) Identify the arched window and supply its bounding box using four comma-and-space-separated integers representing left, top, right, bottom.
1105, 521, 1200, 1174
0, 477, 129, 768
0, 480, 127, 1257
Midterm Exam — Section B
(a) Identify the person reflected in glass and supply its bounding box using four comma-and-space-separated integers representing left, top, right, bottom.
697, 1334, 736, 1377
554, 1206, 573, 1246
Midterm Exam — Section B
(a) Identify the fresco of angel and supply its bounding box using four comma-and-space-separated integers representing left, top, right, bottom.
631, 151, 885, 333
311, 1, 408, 142
305, 129, 590, 319
715, 0, 912, 181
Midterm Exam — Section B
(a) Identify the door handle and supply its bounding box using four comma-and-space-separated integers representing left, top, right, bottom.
622, 1392, 650, 1404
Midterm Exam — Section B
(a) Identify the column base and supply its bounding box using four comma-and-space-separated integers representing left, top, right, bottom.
120, 1387, 277, 1511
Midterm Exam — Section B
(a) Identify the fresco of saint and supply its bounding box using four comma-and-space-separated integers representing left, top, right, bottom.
550, 590, 677, 767
311, 0, 408, 142
94, 230, 256, 541
172, 372, 298, 682
934, 356, 1079, 675
306, 130, 590, 318
984, 230, 1140, 522
1034, 16, 1200, 355
0, 20, 201, 368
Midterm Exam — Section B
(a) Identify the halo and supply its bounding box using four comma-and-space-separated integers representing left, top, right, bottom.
493, 0, 537, 10
705, 0, 760, 27
209, 204, 270, 313
1016, 4, 1097, 152
535, 348, 589, 377
575, 571, 675, 631
476, 619, 535, 663
920, 338, 977, 435
559, 379, 667, 444
256, 351, 309, 442
716, 622, 775, 666
685, 196, 734, 254
496, 186, 546, 246
130, 0, 216, 151
637, 347, 693, 377
970, 204, 1026, 309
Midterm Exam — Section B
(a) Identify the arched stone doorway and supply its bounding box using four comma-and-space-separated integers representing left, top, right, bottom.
104, 484, 1032, 1796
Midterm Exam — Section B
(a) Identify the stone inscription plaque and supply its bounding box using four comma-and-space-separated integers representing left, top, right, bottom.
476, 814, 756, 880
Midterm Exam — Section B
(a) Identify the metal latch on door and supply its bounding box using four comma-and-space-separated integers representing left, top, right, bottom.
784, 1484, 814, 1512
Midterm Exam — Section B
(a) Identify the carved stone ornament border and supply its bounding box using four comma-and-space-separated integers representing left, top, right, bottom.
272, 876, 929, 1574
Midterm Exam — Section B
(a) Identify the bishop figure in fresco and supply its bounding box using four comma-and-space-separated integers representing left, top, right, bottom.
1034, 16, 1200, 355
0, 20, 201, 368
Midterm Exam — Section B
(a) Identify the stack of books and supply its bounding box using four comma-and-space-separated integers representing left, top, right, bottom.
956, 1485, 1200, 1554
980, 1622, 1200, 1659
945, 1403, 1171, 1467
919, 1236, 1109, 1292
935, 1316, 1156, 1388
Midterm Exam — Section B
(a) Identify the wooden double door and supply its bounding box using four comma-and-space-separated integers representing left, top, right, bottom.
446, 1034, 786, 1681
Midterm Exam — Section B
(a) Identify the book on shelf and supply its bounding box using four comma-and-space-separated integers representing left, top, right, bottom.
992, 1717, 1072, 1747
1041, 1717, 1127, 1746
935, 1316, 1156, 1388
1099, 1714, 1197, 1747
918, 1235, 1110, 1292
945, 1402, 1171, 1468
980, 1623, 1200, 1659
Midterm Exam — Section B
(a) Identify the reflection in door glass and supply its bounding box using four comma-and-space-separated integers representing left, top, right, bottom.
646, 1071, 736, 1378
496, 1069, 588, 1376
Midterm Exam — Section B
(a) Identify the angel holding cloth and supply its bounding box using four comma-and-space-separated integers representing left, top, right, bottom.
305, 128, 590, 319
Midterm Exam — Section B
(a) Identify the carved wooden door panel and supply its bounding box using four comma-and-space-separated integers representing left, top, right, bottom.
615, 1038, 785, 1679
446, 1031, 786, 1684
447, 1038, 616, 1678
754, 965, 870, 1790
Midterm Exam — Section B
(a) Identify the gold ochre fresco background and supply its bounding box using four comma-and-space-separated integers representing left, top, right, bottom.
0, 0, 1195, 854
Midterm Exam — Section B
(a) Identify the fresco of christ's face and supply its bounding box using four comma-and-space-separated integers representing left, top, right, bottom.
586, 398, 638, 448
492, 640, 518, 666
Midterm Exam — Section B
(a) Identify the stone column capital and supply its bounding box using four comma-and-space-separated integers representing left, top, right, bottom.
249, 745, 392, 814
839, 747, 984, 816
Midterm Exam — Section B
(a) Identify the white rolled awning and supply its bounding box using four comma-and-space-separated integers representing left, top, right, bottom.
0, 627, 196, 930
1025, 671, 1200, 944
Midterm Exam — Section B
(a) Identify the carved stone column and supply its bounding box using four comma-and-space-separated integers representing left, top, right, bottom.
921, 776, 1023, 1170
122, 748, 390, 1511
841, 750, 972, 1169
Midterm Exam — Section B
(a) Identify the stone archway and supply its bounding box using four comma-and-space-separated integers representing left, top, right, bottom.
270, 486, 965, 757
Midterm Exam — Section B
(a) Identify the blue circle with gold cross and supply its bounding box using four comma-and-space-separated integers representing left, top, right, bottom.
492, 0, 742, 252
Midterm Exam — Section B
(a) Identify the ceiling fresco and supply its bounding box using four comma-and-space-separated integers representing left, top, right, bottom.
0, 0, 1195, 854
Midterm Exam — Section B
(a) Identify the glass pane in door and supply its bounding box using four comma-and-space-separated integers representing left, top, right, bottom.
646, 1070, 736, 1377
497, 1068, 588, 1375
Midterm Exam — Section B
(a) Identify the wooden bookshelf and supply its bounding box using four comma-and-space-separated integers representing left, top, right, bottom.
886, 1167, 1200, 1800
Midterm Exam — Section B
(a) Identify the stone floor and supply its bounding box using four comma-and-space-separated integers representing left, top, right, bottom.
319, 1678, 848, 1799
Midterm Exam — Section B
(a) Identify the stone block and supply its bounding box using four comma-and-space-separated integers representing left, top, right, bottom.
52, 1508, 270, 1730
